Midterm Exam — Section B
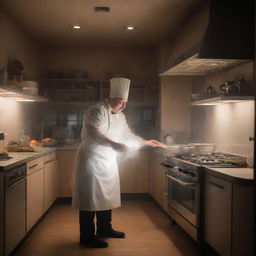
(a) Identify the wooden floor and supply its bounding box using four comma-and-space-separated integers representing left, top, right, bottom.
16, 200, 198, 256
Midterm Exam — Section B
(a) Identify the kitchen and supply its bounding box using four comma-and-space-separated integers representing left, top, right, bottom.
0, 0, 255, 256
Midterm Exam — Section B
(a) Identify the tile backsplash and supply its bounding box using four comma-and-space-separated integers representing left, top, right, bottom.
0, 99, 157, 145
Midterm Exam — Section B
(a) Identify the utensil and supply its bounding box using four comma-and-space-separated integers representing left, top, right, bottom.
220, 81, 240, 94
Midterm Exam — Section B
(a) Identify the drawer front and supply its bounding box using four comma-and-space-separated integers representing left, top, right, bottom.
27, 157, 44, 175
44, 152, 56, 164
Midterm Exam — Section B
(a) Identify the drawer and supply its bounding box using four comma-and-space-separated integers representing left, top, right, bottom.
44, 152, 56, 164
27, 157, 44, 175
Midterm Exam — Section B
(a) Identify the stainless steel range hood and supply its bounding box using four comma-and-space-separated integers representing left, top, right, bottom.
162, 0, 255, 76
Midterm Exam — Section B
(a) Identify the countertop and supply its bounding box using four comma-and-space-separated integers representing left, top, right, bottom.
0, 145, 151, 171
0, 147, 57, 171
205, 167, 254, 185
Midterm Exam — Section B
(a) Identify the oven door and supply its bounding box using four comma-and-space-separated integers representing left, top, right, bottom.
166, 171, 199, 227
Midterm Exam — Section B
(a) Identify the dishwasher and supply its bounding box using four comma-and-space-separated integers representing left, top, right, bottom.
4, 164, 26, 256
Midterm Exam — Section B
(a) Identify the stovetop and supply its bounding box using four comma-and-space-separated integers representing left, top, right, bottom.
176, 152, 248, 168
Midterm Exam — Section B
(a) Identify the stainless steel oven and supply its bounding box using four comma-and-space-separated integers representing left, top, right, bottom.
162, 162, 200, 241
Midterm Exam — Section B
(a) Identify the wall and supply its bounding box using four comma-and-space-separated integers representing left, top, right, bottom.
191, 62, 255, 166
0, 99, 42, 143
42, 47, 158, 85
192, 101, 254, 166
0, 9, 42, 80
159, 76, 192, 140
0, 9, 42, 143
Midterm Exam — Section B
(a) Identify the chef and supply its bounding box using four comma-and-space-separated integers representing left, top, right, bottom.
72, 77, 165, 248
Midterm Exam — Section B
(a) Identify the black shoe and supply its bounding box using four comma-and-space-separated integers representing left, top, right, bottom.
97, 228, 125, 238
80, 237, 108, 248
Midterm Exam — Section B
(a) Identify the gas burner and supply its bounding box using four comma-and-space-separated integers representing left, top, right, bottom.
177, 152, 247, 168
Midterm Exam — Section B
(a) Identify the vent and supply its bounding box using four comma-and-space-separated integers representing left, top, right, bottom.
94, 7, 110, 12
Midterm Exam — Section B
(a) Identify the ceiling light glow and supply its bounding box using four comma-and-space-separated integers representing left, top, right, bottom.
73, 25, 81, 29
126, 26, 134, 30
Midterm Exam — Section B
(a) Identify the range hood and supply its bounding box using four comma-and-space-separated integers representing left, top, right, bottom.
162, 0, 255, 76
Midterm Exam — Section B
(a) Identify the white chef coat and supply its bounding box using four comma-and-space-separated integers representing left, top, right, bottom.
72, 100, 143, 211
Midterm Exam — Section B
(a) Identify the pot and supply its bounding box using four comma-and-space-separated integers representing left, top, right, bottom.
190, 143, 215, 153
164, 144, 195, 157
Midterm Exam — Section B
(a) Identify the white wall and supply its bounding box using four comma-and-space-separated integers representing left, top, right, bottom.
0, 9, 42, 80
159, 76, 192, 140
192, 100, 255, 166
0, 99, 24, 142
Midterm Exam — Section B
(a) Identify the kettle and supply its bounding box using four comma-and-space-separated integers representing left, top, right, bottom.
207, 86, 216, 94
220, 81, 240, 94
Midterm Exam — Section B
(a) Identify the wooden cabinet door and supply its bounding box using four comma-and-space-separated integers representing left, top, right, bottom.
135, 151, 149, 193
118, 154, 137, 193
118, 151, 149, 193
149, 151, 163, 206
44, 160, 57, 212
59, 151, 76, 197
204, 174, 232, 256
26, 168, 44, 231
53, 159, 59, 199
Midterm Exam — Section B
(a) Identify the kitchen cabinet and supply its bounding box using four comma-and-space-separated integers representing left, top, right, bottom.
58, 150, 76, 197
117, 150, 149, 193
44, 152, 59, 212
204, 174, 232, 256
232, 183, 254, 256
148, 151, 164, 206
26, 157, 45, 231
204, 174, 255, 256
58, 149, 150, 196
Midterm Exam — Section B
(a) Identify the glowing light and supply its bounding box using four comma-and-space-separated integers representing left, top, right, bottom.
126, 26, 135, 30
73, 25, 81, 29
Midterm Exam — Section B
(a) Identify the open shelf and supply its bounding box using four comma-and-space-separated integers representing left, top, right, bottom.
0, 85, 48, 102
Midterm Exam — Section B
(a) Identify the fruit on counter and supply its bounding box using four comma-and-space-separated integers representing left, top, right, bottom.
41, 138, 57, 147
41, 137, 54, 142
6, 140, 35, 152
30, 139, 40, 145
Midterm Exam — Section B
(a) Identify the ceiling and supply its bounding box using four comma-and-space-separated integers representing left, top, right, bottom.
0, 0, 202, 47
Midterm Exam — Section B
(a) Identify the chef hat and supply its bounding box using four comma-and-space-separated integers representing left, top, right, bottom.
110, 77, 130, 101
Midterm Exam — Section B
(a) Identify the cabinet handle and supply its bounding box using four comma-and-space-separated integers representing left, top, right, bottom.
29, 164, 38, 169
45, 160, 53, 164
208, 181, 224, 189
165, 174, 197, 187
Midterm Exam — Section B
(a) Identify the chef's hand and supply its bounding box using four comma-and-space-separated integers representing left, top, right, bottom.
143, 139, 167, 148
112, 142, 128, 152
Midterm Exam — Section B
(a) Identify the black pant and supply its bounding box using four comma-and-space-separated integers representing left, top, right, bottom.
79, 210, 112, 240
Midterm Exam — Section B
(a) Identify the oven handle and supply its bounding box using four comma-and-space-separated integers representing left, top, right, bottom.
165, 174, 197, 187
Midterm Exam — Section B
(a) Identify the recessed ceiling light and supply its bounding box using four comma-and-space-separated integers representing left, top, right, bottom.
73, 25, 81, 29
126, 26, 135, 30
